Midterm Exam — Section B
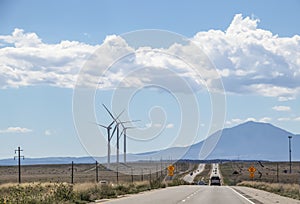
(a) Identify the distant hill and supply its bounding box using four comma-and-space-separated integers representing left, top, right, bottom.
141, 121, 300, 161
0, 157, 97, 166
183, 121, 300, 161
1, 121, 299, 165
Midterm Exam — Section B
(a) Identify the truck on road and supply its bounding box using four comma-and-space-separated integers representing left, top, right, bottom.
210, 176, 221, 186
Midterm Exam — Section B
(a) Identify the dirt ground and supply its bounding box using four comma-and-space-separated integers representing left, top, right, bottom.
220, 161, 300, 185
0, 161, 192, 184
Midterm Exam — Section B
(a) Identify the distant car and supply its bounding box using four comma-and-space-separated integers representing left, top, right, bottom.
210, 176, 221, 186
197, 180, 207, 185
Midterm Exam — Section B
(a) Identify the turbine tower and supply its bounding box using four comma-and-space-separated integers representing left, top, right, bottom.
119, 119, 139, 163
120, 125, 135, 163
101, 104, 124, 167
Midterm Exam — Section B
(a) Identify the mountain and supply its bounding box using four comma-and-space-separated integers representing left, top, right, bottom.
129, 121, 300, 161
0, 157, 97, 166
183, 121, 300, 161
1, 121, 299, 165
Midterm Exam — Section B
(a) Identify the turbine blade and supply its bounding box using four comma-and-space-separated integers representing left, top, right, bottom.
111, 125, 117, 138
89, 121, 108, 129
97, 124, 108, 129
102, 104, 116, 120
108, 120, 115, 127
115, 109, 125, 120
118, 118, 125, 129
120, 129, 125, 136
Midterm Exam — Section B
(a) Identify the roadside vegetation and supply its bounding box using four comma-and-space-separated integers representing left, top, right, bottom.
220, 161, 300, 186
237, 181, 300, 200
220, 161, 300, 201
0, 179, 187, 203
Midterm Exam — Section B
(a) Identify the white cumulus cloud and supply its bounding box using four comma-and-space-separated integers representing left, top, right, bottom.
44, 129, 52, 136
1, 14, 300, 99
166, 123, 174, 129
272, 105, 291, 111
226, 117, 272, 126
0, 127, 32, 134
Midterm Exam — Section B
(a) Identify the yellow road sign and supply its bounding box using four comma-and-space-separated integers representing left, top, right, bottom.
248, 166, 256, 173
168, 171, 174, 176
168, 165, 175, 171
249, 172, 255, 178
168, 165, 175, 176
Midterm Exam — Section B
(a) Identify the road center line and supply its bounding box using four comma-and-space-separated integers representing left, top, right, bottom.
228, 187, 255, 204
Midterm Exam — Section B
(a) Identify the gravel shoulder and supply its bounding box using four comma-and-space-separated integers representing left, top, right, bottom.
233, 186, 300, 204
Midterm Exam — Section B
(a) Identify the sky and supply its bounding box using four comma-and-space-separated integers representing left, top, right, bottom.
0, 0, 300, 159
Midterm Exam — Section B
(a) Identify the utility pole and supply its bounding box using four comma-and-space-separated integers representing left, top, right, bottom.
71, 161, 74, 184
116, 166, 119, 184
156, 164, 158, 179
14, 147, 24, 184
288, 136, 292, 174
141, 169, 143, 181
149, 169, 151, 183
276, 163, 279, 183
96, 161, 99, 183
131, 168, 134, 183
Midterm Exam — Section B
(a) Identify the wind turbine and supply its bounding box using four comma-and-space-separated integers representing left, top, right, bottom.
96, 122, 113, 167
100, 104, 124, 167
119, 120, 140, 163
120, 125, 135, 163
111, 121, 121, 164
102, 104, 125, 165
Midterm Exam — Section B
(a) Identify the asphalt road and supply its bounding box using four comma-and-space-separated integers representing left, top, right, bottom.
182, 163, 205, 184
104, 185, 256, 204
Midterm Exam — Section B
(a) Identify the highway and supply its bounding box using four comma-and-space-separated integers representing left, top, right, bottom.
103, 185, 300, 204
182, 163, 205, 184
102, 162, 300, 204
209, 163, 222, 185
103, 185, 256, 204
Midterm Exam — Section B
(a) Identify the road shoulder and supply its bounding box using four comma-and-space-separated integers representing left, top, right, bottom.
232, 186, 300, 204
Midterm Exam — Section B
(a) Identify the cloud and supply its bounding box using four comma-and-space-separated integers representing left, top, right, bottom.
259, 117, 272, 123
192, 14, 300, 98
278, 117, 300, 121
272, 105, 291, 111
145, 123, 162, 128
166, 123, 174, 129
44, 129, 52, 136
278, 117, 291, 121
1, 14, 300, 98
0, 28, 97, 89
0, 127, 32, 134
226, 117, 272, 126
278, 96, 296, 102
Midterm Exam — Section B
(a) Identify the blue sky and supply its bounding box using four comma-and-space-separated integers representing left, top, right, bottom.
0, 0, 300, 159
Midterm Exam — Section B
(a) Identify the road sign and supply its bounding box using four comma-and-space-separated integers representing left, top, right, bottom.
248, 166, 256, 179
168, 165, 175, 176
248, 166, 256, 173
168, 171, 174, 176
168, 165, 175, 171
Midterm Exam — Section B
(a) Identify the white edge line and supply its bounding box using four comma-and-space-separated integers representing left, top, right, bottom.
228, 187, 255, 204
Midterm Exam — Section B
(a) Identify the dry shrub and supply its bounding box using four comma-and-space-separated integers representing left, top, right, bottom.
238, 181, 300, 200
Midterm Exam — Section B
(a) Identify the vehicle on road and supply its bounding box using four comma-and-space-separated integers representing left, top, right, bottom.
210, 176, 221, 186
197, 180, 207, 185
